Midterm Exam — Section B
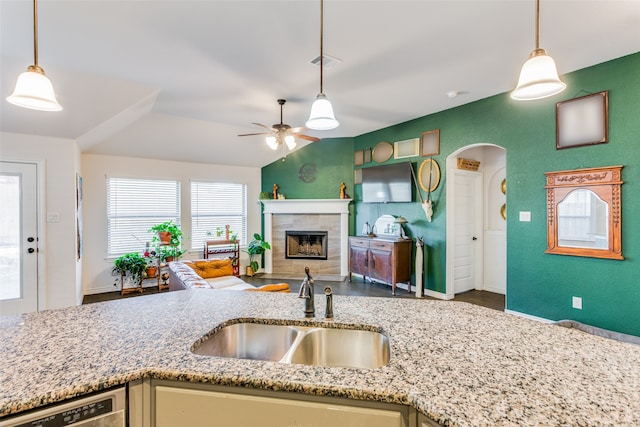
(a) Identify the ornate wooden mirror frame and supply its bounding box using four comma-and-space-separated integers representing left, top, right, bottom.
545, 165, 623, 260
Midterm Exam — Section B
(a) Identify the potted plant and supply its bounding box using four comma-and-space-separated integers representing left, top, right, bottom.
243, 233, 270, 277
149, 221, 183, 247
157, 245, 186, 263
112, 252, 148, 286
143, 249, 158, 278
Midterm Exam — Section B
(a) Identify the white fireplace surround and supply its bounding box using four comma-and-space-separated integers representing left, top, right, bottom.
262, 199, 351, 277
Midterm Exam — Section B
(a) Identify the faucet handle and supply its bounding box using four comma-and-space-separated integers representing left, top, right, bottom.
298, 278, 310, 298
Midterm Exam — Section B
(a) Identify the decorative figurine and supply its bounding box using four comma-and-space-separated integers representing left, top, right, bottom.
272, 183, 278, 200
340, 182, 346, 199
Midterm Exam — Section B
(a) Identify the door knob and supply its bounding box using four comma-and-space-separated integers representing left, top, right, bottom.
472, 236, 478, 241
27, 237, 35, 242
27, 248, 35, 253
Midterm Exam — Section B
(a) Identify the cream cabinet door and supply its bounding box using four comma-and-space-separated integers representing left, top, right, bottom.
155, 386, 405, 427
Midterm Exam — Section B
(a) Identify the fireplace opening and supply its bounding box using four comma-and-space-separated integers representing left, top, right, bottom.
285, 231, 328, 260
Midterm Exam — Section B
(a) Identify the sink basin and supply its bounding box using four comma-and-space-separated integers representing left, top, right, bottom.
286, 327, 390, 369
192, 322, 390, 369
191, 323, 300, 361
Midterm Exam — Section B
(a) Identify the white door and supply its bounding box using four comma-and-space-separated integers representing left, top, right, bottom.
453, 171, 481, 294
0, 162, 39, 315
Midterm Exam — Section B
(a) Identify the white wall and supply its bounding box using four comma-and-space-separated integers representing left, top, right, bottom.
81, 154, 262, 295
0, 132, 82, 310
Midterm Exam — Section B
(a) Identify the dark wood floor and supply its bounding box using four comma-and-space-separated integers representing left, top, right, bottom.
82, 275, 505, 311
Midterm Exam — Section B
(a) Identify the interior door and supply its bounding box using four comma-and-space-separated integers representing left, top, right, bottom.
0, 161, 39, 315
453, 171, 481, 294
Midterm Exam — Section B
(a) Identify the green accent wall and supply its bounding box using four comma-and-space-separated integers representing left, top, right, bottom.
263, 52, 640, 336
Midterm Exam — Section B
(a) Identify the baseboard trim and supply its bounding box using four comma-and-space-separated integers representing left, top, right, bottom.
504, 309, 554, 324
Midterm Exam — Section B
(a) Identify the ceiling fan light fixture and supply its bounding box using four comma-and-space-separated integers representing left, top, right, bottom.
265, 135, 279, 150
7, 0, 62, 111
511, 0, 565, 101
284, 135, 296, 150
306, 94, 339, 130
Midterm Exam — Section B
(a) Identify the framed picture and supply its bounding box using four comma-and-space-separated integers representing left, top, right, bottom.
418, 158, 441, 193
556, 91, 608, 149
394, 138, 419, 159
421, 129, 440, 156
363, 148, 372, 163
354, 169, 363, 185
354, 150, 364, 166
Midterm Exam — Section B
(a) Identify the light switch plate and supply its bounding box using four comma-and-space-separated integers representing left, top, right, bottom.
572, 296, 583, 310
519, 211, 531, 222
47, 212, 60, 222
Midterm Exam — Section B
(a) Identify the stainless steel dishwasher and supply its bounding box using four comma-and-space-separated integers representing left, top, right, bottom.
0, 386, 125, 427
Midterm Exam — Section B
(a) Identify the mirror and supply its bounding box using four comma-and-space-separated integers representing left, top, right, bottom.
557, 189, 608, 249
545, 166, 623, 260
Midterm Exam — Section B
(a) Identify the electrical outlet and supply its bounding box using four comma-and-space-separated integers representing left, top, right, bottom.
572, 296, 583, 310
519, 211, 531, 222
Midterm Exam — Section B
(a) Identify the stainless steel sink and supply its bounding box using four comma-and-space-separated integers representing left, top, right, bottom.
191, 323, 300, 361
191, 322, 390, 369
286, 327, 390, 369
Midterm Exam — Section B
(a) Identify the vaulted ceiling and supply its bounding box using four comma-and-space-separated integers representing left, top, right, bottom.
1, 1, 639, 167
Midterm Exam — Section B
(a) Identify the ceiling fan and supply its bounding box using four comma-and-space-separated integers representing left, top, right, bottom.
238, 99, 321, 151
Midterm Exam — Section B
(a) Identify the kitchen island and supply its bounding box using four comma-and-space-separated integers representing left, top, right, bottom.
1, 289, 639, 426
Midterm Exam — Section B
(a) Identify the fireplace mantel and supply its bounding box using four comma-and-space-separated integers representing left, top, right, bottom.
262, 199, 351, 277
262, 199, 351, 214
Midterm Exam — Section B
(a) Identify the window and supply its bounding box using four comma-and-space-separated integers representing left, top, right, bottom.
107, 178, 181, 256
191, 181, 247, 250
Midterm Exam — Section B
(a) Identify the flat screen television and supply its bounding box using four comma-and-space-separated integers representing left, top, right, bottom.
362, 162, 413, 203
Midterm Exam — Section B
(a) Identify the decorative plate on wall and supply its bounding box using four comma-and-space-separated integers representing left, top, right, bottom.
372, 141, 393, 163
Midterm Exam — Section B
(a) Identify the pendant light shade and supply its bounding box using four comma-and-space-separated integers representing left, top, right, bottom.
6, 0, 62, 111
306, 0, 339, 130
511, 0, 565, 101
306, 94, 338, 131
7, 65, 62, 111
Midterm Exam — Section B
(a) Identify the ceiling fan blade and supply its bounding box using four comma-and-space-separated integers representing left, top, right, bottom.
289, 126, 307, 134
252, 122, 275, 131
238, 132, 270, 137
294, 134, 321, 142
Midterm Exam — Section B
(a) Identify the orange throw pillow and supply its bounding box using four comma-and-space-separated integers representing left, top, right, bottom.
184, 259, 234, 279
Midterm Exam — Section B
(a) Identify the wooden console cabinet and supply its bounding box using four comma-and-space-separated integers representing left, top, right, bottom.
349, 236, 412, 295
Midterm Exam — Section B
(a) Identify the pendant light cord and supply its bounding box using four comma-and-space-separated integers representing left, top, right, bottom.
33, 0, 39, 67
534, 0, 540, 50
319, 0, 324, 95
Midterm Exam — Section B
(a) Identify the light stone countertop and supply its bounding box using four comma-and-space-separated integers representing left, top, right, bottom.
1, 289, 639, 426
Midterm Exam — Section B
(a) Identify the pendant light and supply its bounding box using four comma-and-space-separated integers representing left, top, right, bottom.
6, 0, 63, 111
511, 0, 566, 101
306, 0, 339, 130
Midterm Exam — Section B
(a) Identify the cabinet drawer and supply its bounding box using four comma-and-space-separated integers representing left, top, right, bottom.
370, 240, 394, 251
349, 237, 370, 248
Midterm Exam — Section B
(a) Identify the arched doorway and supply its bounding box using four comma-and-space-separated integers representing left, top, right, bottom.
445, 144, 506, 300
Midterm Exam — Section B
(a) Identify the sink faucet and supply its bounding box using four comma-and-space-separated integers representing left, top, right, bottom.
324, 286, 333, 319
298, 266, 315, 318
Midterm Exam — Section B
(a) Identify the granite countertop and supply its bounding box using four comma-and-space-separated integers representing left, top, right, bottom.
1, 290, 639, 426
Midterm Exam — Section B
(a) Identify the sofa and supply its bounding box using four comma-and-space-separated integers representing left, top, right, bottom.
168, 258, 289, 292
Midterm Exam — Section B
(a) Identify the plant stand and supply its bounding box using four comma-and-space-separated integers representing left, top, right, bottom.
120, 274, 143, 296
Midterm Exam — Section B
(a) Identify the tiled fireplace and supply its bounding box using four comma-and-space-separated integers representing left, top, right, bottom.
262, 199, 351, 279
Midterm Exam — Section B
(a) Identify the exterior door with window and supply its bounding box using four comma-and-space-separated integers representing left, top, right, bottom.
0, 162, 39, 315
